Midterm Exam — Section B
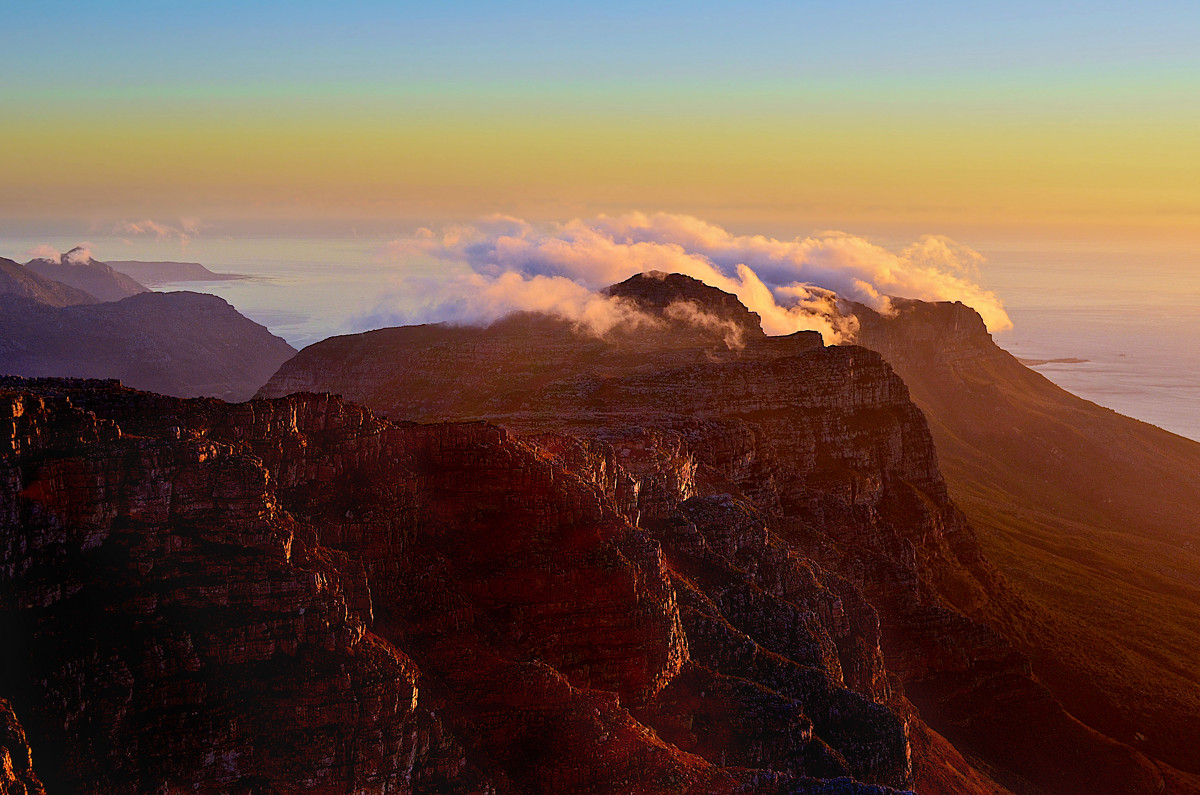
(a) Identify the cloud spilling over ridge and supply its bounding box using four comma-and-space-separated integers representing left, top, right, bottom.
372, 213, 1011, 342
356, 271, 662, 338
24, 244, 64, 262
24, 244, 96, 264
64, 245, 94, 264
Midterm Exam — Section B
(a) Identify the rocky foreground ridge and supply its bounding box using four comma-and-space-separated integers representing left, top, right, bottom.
2, 376, 933, 794
257, 272, 1197, 794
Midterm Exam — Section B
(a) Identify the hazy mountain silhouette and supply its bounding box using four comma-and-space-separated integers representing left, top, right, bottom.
0, 256, 97, 306
108, 260, 247, 285
25, 247, 149, 302
0, 291, 294, 401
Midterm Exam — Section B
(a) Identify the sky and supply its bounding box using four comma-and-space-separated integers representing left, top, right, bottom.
2, 1, 1199, 245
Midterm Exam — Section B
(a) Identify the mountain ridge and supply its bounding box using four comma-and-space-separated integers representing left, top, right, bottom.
258, 273, 1194, 793
2, 378, 929, 793
851, 296, 1200, 779
0, 291, 295, 401
25, 248, 149, 302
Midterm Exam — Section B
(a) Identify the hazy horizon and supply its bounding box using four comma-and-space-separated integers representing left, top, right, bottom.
5, 223, 1197, 442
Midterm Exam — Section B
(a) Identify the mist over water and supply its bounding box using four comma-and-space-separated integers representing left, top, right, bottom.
4, 233, 1198, 442
985, 248, 1200, 442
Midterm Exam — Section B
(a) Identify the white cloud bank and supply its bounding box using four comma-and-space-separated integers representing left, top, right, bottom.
368, 212, 1011, 343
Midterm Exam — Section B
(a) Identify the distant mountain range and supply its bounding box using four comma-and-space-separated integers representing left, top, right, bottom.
25, 247, 149, 302
0, 292, 294, 401
0, 252, 293, 401
0, 256, 96, 306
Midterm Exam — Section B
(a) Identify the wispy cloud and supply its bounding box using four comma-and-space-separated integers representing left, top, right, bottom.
113, 217, 206, 248
25, 244, 63, 262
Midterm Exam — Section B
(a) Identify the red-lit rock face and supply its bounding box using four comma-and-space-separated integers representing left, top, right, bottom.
2, 381, 920, 793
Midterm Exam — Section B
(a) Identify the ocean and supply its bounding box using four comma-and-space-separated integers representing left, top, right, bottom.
3, 235, 1198, 442
982, 247, 1200, 443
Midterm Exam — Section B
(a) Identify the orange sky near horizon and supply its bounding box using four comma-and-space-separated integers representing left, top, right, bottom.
4, 103, 1197, 248
3, 3, 1198, 250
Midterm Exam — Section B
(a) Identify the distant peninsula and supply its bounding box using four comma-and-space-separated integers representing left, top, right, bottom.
1017, 356, 1091, 366
108, 260, 247, 285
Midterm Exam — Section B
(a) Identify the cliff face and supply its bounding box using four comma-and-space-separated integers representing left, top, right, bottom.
1, 378, 920, 793
853, 298, 1200, 785
257, 274, 1191, 794
0, 291, 295, 402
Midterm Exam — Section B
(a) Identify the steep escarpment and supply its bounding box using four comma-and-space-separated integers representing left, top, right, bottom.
0, 387, 457, 793
1, 378, 919, 793
853, 298, 1200, 783
0, 291, 295, 401
256, 274, 1186, 793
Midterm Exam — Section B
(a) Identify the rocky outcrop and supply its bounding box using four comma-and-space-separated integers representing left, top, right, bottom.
0, 387, 452, 794
0, 291, 295, 401
606, 271, 767, 345
25, 249, 148, 303
0, 258, 96, 307
0, 700, 44, 795
1, 378, 917, 793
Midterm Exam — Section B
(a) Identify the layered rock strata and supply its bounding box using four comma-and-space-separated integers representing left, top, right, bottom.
2, 378, 917, 793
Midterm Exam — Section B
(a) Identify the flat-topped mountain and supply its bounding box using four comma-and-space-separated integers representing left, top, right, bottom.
107, 259, 246, 285
25, 247, 149, 302
258, 273, 1195, 793
0, 256, 96, 306
0, 291, 294, 401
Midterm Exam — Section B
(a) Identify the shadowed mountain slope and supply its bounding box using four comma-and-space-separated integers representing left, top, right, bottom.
852, 298, 1200, 780
0, 257, 96, 306
0, 291, 294, 401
